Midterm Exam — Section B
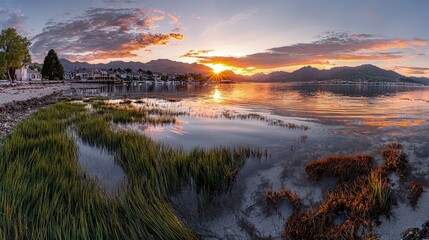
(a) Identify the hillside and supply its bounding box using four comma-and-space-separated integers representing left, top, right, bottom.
33, 59, 429, 85
249, 64, 417, 83
59, 59, 213, 75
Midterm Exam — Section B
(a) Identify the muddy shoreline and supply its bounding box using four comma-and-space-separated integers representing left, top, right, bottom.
1, 83, 429, 239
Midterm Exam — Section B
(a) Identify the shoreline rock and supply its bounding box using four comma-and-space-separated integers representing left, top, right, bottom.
402, 221, 429, 240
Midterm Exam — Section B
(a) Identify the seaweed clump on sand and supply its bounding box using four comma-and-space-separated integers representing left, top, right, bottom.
305, 154, 374, 182
266, 189, 302, 210
282, 143, 413, 240
377, 142, 410, 179
408, 181, 424, 209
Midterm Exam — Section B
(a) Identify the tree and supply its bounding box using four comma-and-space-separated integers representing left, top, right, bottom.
42, 49, 64, 80
161, 75, 168, 82
175, 74, 189, 82
190, 73, 204, 82
29, 64, 42, 73
0, 28, 31, 83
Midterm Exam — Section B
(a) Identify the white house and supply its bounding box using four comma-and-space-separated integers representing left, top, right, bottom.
64, 72, 73, 80
28, 69, 42, 81
152, 73, 162, 81
74, 70, 116, 81
75, 71, 89, 80
15, 66, 42, 81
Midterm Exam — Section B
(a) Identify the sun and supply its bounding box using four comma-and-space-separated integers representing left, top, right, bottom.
211, 64, 228, 74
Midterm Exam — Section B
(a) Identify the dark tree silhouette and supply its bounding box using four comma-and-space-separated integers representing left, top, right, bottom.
42, 49, 64, 80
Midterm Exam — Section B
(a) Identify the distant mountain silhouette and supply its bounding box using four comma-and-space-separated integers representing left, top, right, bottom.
59, 58, 213, 74
35, 59, 429, 84
398, 76, 429, 85
216, 70, 249, 81
249, 64, 428, 84
250, 71, 289, 82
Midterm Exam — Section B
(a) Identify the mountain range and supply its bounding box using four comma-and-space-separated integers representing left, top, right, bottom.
249, 64, 429, 84
59, 58, 213, 75
51, 59, 429, 85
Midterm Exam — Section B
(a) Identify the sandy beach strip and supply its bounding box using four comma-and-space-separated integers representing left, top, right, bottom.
0, 82, 70, 105
0, 82, 70, 139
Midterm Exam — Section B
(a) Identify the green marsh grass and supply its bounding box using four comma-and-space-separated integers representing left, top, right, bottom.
0, 101, 262, 239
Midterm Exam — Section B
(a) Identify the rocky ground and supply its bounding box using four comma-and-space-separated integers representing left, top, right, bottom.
402, 221, 429, 240
0, 82, 73, 140
0, 92, 64, 140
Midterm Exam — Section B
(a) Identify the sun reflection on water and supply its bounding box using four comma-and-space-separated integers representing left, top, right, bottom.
212, 88, 222, 103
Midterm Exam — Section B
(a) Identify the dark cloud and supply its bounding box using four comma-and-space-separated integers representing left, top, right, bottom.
185, 32, 428, 70
0, 8, 27, 30
31, 8, 184, 61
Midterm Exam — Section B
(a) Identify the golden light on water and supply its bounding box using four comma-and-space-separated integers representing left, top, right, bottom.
212, 88, 222, 102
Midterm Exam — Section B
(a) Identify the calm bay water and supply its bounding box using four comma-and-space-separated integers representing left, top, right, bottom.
68, 82, 429, 239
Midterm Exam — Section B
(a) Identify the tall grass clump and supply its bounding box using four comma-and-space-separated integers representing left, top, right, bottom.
89, 100, 183, 125
0, 101, 261, 239
408, 181, 424, 208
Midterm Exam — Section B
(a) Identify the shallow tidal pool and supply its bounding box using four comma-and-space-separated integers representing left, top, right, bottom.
68, 82, 429, 239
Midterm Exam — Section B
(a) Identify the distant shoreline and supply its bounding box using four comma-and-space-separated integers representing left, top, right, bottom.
244, 80, 428, 86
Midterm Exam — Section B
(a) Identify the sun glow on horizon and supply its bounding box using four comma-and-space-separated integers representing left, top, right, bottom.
209, 64, 229, 74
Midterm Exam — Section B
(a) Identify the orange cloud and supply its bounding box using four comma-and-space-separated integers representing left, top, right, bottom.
151, 15, 165, 21
168, 14, 179, 24
152, 9, 165, 15
183, 32, 428, 71
411, 40, 428, 46
71, 33, 185, 62
392, 66, 429, 76
31, 8, 185, 62
180, 49, 214, 58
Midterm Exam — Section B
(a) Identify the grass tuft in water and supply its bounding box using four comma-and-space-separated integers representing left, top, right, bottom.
408, 181, 424, 209
378, 144, 410, 180
305, 154, 374, 182
266, 188, 302, 210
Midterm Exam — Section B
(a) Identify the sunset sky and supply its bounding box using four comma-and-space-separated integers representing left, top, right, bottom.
1, 0, 429, 76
